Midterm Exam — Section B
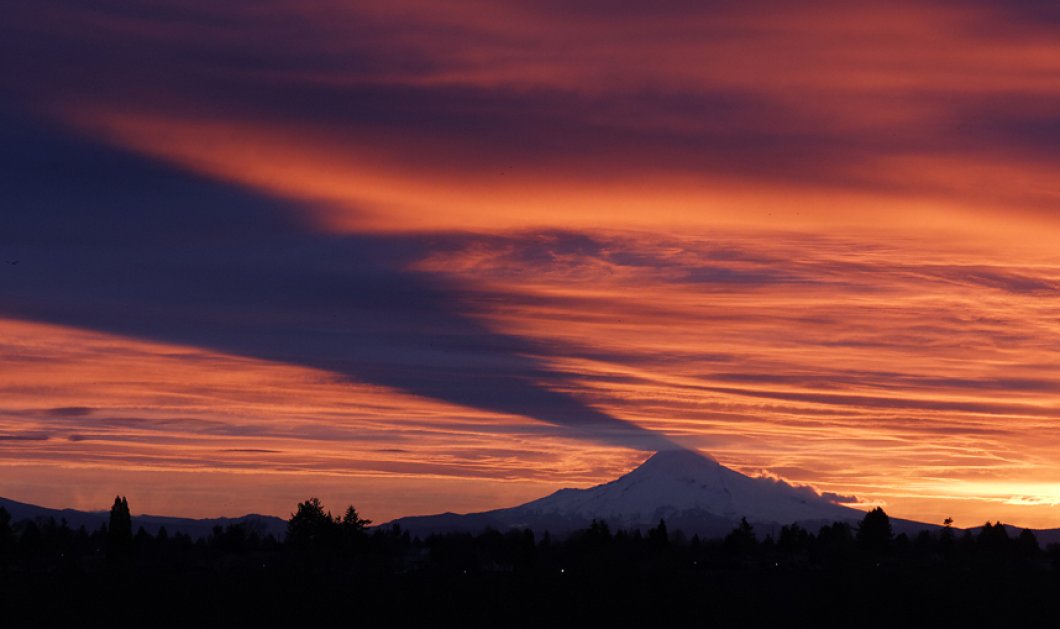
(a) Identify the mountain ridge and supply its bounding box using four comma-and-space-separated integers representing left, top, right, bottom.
0, 496, 287, 540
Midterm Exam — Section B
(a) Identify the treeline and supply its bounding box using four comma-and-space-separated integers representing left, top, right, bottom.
2, 498, 1055, 574
3, 499, 1059, 626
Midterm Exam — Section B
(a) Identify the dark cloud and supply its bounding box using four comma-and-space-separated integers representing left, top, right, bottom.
48, 407, 95, 417
915, 266, 1058, 294
0, 108, 672, 451
0, 433, 50, 441
220, 449, 282, 453
694, 384, 1059, 418
5, 0, 1059, 211
820, 491, 859, 504
707, 371, 1060, 395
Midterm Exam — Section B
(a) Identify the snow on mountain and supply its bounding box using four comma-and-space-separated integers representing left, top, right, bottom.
508, 449, 858, 525
392, 449, 872, 537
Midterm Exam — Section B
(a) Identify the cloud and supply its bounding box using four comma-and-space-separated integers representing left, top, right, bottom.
1004, 496, 1060, 507
0, 108, 673, 452
220, 449, 282, 454
3, 0, 1060, 527
820, 491, 860, 504
5, 0, 1060, 235
48, 407, 95, 417
0, 433, 50, 441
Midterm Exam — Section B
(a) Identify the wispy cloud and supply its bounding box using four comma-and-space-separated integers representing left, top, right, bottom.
2, 0, 1060, 527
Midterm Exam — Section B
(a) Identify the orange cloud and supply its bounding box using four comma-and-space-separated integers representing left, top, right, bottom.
5, 0, 1060, 528
411, 230, 1060, 527
10, 0, 1052, 240
0, 317, 640, 520
63, 108, 1060, 255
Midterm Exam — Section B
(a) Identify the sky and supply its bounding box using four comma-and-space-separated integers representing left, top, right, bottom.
2, 0, 1060, 528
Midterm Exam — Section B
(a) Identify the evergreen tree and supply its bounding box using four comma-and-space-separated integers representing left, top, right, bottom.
287, 497, 336, 547
108, 496, 133, 553
856, 507, 892, 554
648, 519, 669, 546
585, 519, 612, 546
938, 517, 955, 555
778, 523, 811, 554
0, 506, 12, 558
724, 517, 757, 556
978, 521, 1010, 553
1015, 528, 1040, 558
340, 505, 371, 531
338, 504, 371, 553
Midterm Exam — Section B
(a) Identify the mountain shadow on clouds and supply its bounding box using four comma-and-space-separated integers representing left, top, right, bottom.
0, 108, 674, 451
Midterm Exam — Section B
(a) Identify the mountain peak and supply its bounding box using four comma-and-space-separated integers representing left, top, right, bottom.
635, 448, 720, 472
502, 447, 860, 529
621, 448, 725, 487
390, 448, 868, 537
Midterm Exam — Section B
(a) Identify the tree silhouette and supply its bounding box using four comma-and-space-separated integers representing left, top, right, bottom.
977, 521, 1010, 553
724, 517, 757, 556
584, 519, 612, 546
856, 507, 892, 554
6, 492, 1060, 627
108, 495, 132, 554
1015, 528, 1040, 558
648, 519, 669, 546
0, 506, 12, 557
778, 523, 811, 554
287, 497, 336, 547
341, 505, 371, 531
338, 505, 371, 553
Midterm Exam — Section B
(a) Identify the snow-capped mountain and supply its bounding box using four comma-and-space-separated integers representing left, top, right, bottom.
391, 449, 879, 537
510, 449, 859, 526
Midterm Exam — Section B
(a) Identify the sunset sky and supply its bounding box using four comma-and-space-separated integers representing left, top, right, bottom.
3, 0, 1060, 528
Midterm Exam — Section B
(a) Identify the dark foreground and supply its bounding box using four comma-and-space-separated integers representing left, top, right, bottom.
3, 500, 1058, 627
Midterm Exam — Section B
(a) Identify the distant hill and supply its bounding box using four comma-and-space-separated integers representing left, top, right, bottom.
966, 522, 1060, 546
390, 449, 1060, 544
0, 496, 287, 540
